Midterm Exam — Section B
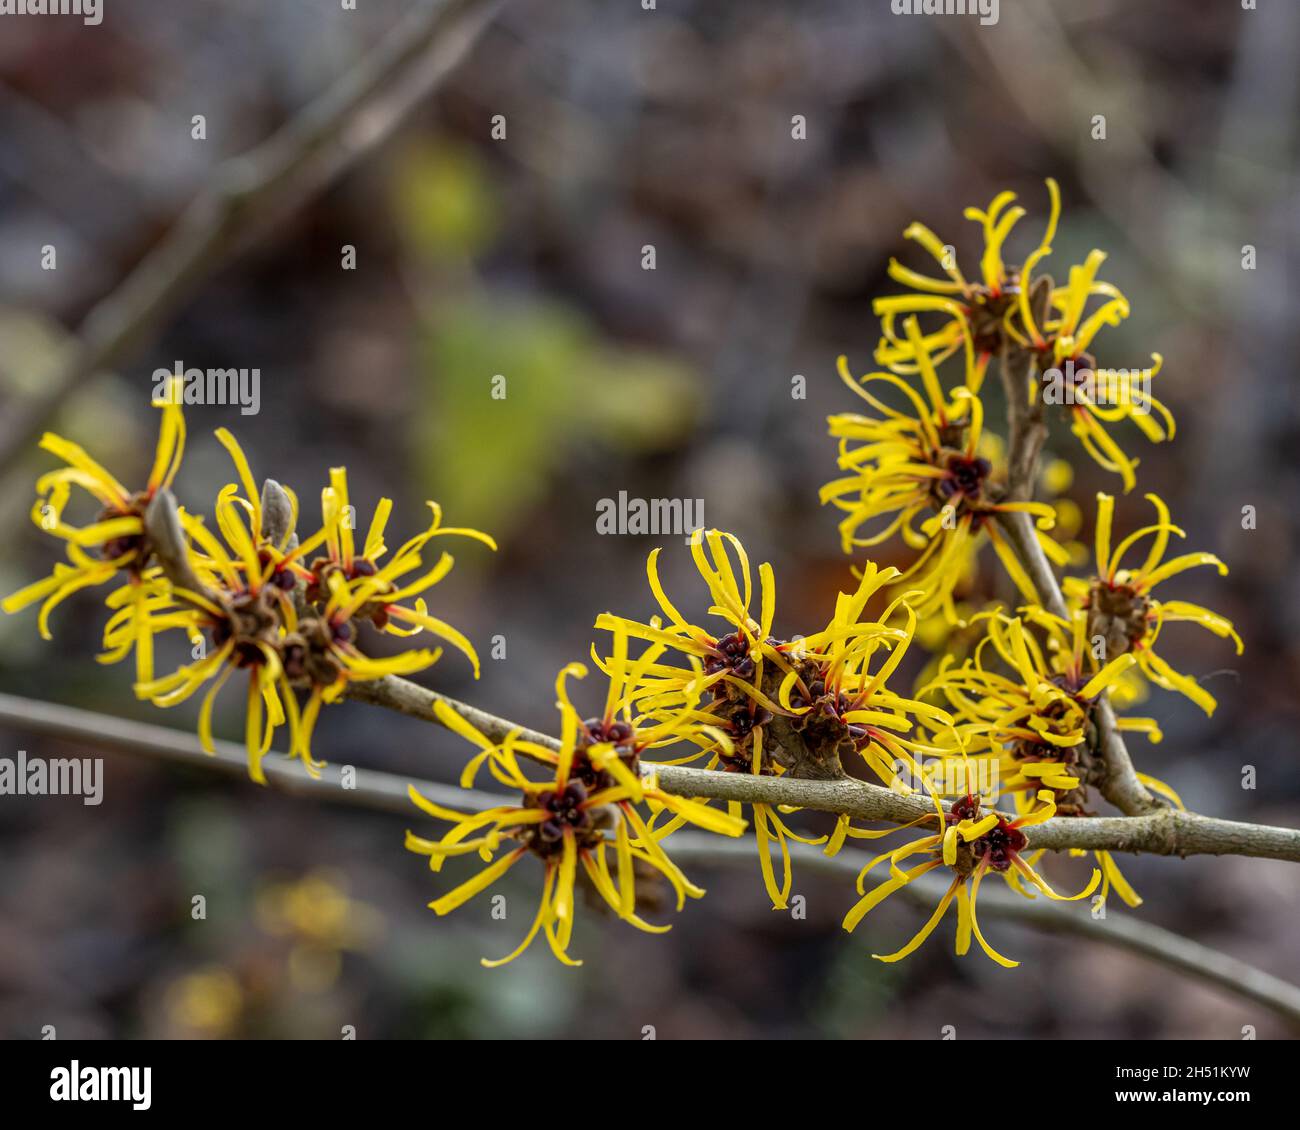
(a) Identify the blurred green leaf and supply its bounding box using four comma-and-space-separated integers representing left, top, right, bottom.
415, 298, 700, 535
391, 140, 499, 261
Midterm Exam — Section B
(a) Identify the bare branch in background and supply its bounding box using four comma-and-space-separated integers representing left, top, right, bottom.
0, 0, 503, 479
0, 690, 494, 818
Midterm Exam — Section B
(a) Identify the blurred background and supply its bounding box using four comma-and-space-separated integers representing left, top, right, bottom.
1, 0, 1297, 1039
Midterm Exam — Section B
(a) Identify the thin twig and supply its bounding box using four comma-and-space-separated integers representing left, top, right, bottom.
994, 349, 1159, 816
0, 690, 499, 816
345, 674, 557, 751
648, 759, 1300, 862
0, 0, 503, 479
996, 343, 1047, 504
994, 509, 1070, 620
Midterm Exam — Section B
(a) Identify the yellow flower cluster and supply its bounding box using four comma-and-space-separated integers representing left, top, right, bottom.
871, 179, 1172, 492
408, 658, 745, 966
4, 384, 494, 783
823, 319, 1067, 623
595, 529, 959, 909
811, 181, 1243, 962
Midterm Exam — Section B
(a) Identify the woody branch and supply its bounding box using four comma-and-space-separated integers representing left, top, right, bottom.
345, 675, 1300, 863
6, 680, 1298, 861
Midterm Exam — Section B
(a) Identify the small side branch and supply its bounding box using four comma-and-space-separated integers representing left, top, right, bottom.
345, 674, 559, 751
994, 350, 1159, 816
997, 345, 1048, 503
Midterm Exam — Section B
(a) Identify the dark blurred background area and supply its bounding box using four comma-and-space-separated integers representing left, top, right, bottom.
1, 0, 1297, 1038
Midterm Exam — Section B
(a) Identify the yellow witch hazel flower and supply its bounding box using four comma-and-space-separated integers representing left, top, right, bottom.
822, 318, 1066, 622
595, 527, 946, 785
1064, 493, 1242, 716
878, 178, 1171, 493
1014, 254, 1173, 493
593, 531, 824, 908
596, 532, 959, 908
132, 452, 308, 784
3, 379, 186, 682
844, 791, 1099, 967
923, 606, 1178, 907
594, 528, 783, 717
873, 179, 1061, 391
273, 468, 497, 770
770, 563, 959, 797
5, 380, 495, 789
591, 529, 842, 739
410, 662, 746, 967
925, 608, 1152, 763
134, 434, 494, 783
653, 563, 914, 906
446, 658, 746, 841
293, 466, 496, 661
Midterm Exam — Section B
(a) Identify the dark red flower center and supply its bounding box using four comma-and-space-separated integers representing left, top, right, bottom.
529, 781, 592, 856
703, 632, 755, 680
948, 794, 1027, 873
936, 454, 992, 504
